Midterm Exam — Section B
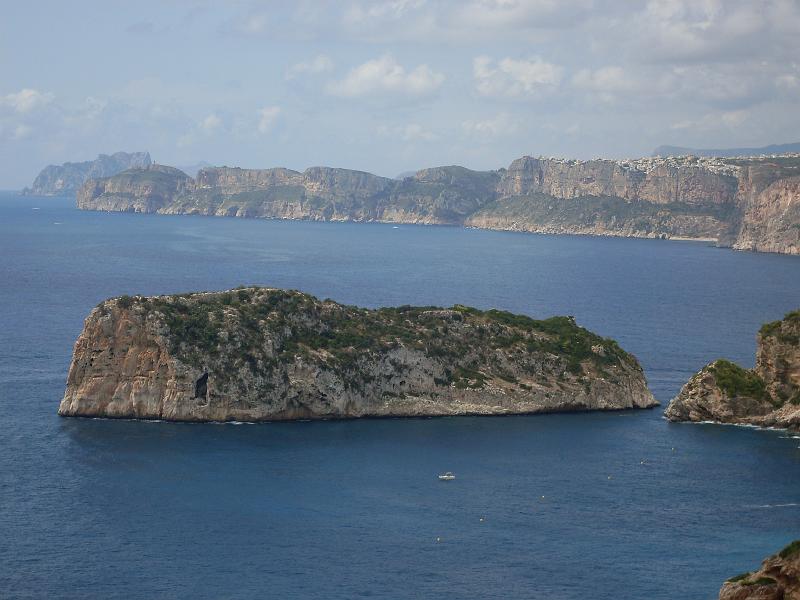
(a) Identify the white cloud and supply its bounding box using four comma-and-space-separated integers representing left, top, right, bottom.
221, 11, 270, 36
455, 0, 592, 30
241, 13, 269, 34
1, 88, 54, 113
570, 66, 646, 103
286, 54, 334, 79
629, 0, 792, 64
473, 56, 562, 97
338, 0, 591, 42
776, 74, 799, 90
572, 67, 637, 93
327, 55, 444, 97
12, 124, 32, 139
462, 113, 516, 137
257, 106, 281, 134
670, 109, 750, 131
200, 113, 223, 133
378, 123, 439, 142
344, 0, 427, 25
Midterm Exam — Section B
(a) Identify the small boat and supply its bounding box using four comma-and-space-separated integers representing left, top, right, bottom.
438, 472, 455, 481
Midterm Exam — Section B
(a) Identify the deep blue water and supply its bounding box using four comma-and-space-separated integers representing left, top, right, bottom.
1, 192, 799, 600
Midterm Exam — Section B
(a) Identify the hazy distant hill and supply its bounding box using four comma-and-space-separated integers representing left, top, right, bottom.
653, 142, 800, 157
177, 161, 213, 177
24, 152, 151, 196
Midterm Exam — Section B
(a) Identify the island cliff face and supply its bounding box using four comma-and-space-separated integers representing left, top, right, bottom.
75, 154, 800, 255
719, 540, 800, 600
59, 288, 656, 422
665, 310, 800, 429
24, 151, 151, 196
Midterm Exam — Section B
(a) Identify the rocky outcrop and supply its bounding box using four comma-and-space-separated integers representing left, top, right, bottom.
24, 151, 151, 196
59, 288, 657, 422
74, 154, 800, 254
719, 541, 800, 600
76, 164, 191, 213
665, 310, 800, 429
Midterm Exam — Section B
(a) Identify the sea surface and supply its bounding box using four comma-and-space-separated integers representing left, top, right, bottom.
1, 191, 799, 600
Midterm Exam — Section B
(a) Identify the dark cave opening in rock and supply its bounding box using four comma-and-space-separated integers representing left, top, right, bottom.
195, 372, 208, 399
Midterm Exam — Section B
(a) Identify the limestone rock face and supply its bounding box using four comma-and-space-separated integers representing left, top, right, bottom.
665, 310, 800, 429
25, 151, 151, 196
464, 194, 729, 241
77, 164, 502, 225
59, 288, 657, 422
195, 166, 301, 192
719, 541, 800, 600
496, 156, 738, 205
733, 176, 800, 255
76, 164, 191, 213
73, 154, 800, 254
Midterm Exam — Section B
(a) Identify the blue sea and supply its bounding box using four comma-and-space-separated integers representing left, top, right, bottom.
1, 192, 799, 600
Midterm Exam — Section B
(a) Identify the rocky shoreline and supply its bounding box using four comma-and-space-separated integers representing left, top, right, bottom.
72, 153, 800, 255
59, 288, 657, 422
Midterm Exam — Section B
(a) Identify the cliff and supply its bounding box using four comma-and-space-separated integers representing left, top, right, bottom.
24, 151, 151, 196
58, 288, 657, 422
719, 540, 800, 600
733, 176, 800, 255
74, 154, 800, 255
665, 310, 800, 429
495, 156, 738, 205
465, 194, 731, 241
77, 163, 502, 225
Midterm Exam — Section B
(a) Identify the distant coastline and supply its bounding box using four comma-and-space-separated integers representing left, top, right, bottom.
66, 152, 800, 255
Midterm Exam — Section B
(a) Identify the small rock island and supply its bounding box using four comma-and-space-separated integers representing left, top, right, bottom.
665, 310, 800, 429
59, 288, 656, 422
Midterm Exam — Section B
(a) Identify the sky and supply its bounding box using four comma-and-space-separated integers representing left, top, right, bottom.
1, 0, 799, 188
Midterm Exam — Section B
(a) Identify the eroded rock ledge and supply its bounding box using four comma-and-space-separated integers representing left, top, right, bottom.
59, 288, 657, 422
719, 540, 800, 600
665, 310, 800, 429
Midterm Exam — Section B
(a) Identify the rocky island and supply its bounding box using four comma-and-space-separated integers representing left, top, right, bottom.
74, 152, 800, 255
58, 287, 656, 422
719, 540, 800, 600
24, 151, 151, 196
665, 310, 800, 429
